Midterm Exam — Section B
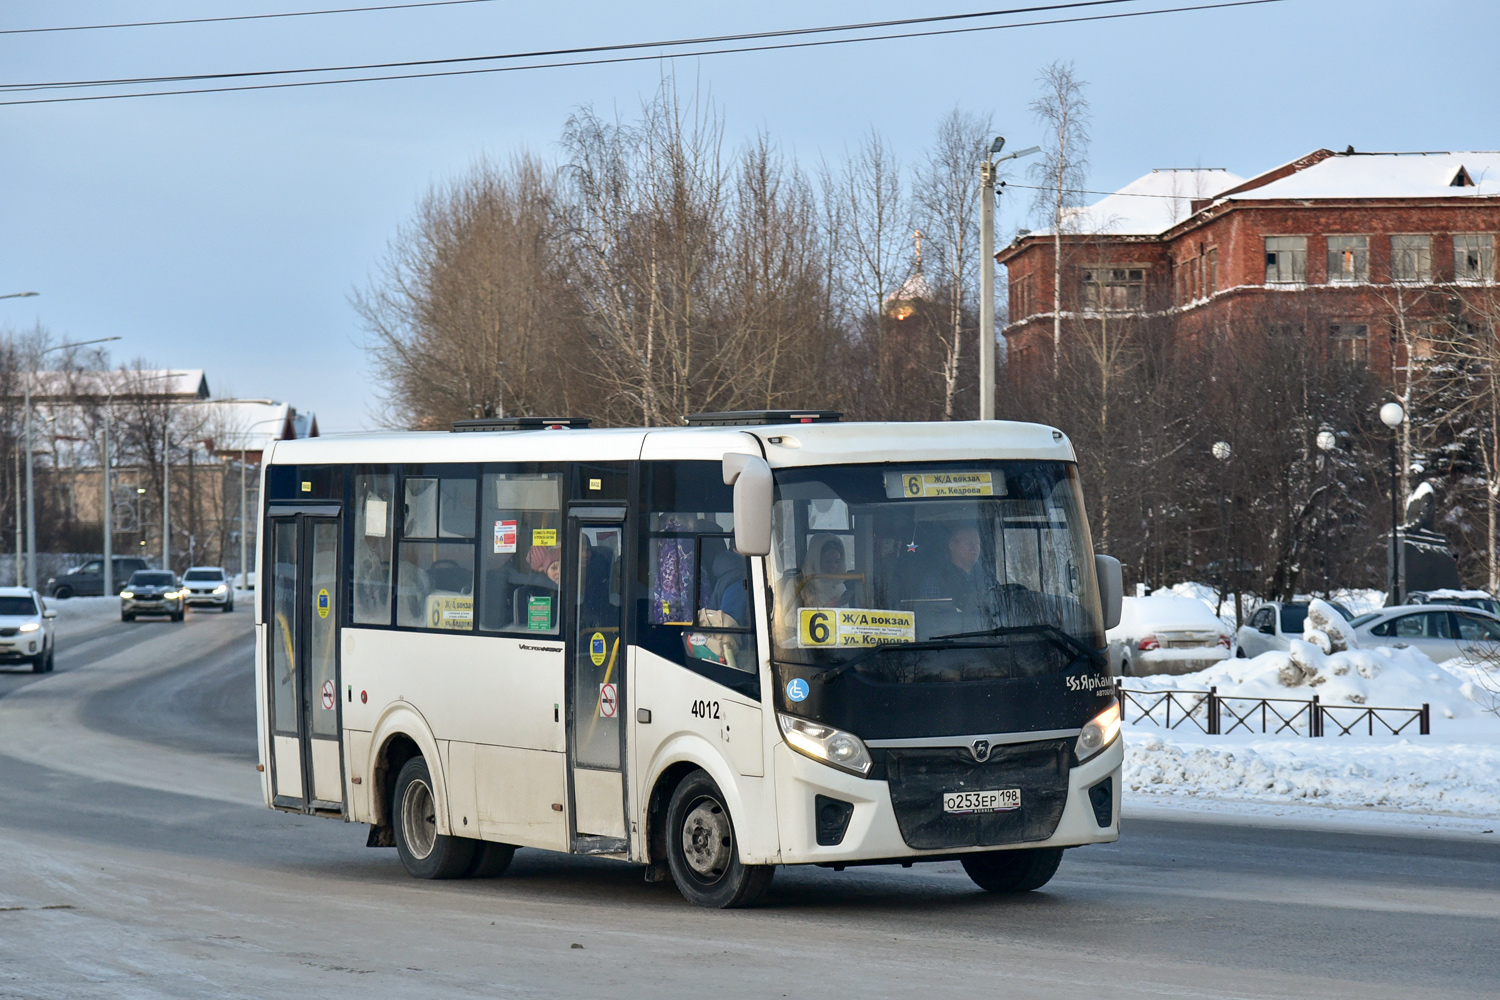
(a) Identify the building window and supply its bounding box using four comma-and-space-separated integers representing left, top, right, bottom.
1391, 235, 1432, 283
1455, 234, 1495, 283
1329, 323, 1369, 363
1207, 248, 1218, 295
1010, 274, 1030, 319
1327, 235, 1368, 283
1081, 267, 1145, 311
1265, 236, 1306, 283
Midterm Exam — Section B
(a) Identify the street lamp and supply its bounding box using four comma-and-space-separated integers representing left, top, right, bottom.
1316, 428, 1337, 594
979, 137, 1040, 420
23, 336, 121, 590
1, 292, 39, 301
1211, 441, 1233, 620
1380, 401, 1406, 605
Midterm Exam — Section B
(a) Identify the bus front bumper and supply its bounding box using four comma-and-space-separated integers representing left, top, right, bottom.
771, 735, 1123, 866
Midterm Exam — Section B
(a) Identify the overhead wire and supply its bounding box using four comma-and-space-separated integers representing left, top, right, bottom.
0, 1, 502, 36
0, 0, 1288, 107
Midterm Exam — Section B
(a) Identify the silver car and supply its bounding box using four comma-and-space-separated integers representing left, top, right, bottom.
1235, 600, 1355, 658
1348, 604, 1500, 662
0, 587, 58, 673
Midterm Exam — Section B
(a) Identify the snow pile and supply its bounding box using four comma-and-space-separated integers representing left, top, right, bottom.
1124, 732, 1500, 817
1300, 598, 1352, 654
1125, 641, 1483, 718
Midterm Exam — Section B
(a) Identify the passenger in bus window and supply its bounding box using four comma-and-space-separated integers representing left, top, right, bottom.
528, 544, 561, 584
798, 533, 851, 608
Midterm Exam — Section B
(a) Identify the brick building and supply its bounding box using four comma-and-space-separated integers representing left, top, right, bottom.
999, 149, 1500, 381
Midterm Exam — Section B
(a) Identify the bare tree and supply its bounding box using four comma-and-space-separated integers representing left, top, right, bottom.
915, 108, 993, 419
1028, 61, 1091, 378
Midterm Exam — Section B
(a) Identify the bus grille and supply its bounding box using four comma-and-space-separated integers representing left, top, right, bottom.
883, 739, 1072, 850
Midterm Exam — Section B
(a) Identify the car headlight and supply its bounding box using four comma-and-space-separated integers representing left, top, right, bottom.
18, 622, 39, 633
120, 591, 134, 599
1075, 701, 1122, 763
778, 713, 873, 777
212, 584, 228, 595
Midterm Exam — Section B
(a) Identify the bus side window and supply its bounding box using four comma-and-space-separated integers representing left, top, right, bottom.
641, 461, 756, 680
478, 471, 563, 635
352, 471, 395, 625
395, 474, 476, 631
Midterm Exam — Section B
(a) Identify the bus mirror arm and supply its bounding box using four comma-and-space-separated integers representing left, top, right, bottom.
723, 453, 773, 557
1095, 554, 1123, 631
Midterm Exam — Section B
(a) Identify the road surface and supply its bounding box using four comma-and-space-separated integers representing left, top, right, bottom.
1, 603, 1496, 998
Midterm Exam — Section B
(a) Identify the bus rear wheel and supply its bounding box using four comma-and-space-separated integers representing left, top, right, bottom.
392, 757, 475, 879
961, 847, 1064, 893
665, 771, 773, 908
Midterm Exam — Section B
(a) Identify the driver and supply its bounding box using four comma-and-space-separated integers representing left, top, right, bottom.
919, 523, 992, 614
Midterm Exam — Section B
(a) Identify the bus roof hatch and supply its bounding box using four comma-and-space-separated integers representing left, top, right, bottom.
684, 410, 842, 427
451, 417, 593, 432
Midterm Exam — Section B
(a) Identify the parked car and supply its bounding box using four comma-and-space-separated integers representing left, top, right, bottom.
1235, 599, 1355, 658
0, 587, 57, 673
1108, 594, 1232, 676
46, 556, 152, 598
120, 570, 186, 622
1347, 604, 1500, 662
182, 566, 234, 612
1404, 589, 1500, 617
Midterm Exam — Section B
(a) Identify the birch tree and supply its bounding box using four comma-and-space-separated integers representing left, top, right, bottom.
1028, 61, 1091, 378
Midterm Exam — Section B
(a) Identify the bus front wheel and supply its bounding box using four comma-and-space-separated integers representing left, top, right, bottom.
392, 756, 475, 879
961, 847, 1064, 893
664, 770, 773, 908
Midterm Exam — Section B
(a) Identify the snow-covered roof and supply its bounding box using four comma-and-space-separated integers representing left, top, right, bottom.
1055, 168, 1244, 236
25, 369, 210, 402
1224, 151, 1500, 201
199, 400, 318, 454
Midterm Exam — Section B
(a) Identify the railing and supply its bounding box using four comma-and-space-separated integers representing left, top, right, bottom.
1115, 681, 1430, 737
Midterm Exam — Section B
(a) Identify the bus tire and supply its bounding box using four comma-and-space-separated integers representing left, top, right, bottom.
392, 756, 475, 879
665, 770, 773, 908
961, 847, 1064, 893
465, 841, 516, 878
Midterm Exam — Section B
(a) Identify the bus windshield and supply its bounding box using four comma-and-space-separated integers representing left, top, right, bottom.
768, 460, 1104, 739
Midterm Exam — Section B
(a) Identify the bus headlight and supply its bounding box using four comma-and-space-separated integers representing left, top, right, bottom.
1075, 701, 1121, 763
778, 713, 872, 777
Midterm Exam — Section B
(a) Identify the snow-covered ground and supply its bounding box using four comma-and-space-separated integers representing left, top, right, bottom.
1120, 627, 1500, 839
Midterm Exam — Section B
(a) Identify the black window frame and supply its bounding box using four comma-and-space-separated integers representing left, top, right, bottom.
390, 462, 481, 635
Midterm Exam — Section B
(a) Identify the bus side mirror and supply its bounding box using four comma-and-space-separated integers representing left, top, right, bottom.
722, 453, 772, 557
1095, 554, 1122, 631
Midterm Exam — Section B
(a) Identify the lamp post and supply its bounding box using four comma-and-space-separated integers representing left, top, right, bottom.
23, 336, 121, 590
979, 138, 1040, 420
1211, 441, 1233, 618
1380, 402, 1406, 605
1, 292, 39, 301
1315, 429, 1337, 596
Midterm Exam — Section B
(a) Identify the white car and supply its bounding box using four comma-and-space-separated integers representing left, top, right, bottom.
182, 566, 234, 612
1348, 604, 1500, 662
1405, 589, 1500, 617
1235, 600, 1355, 658
1108, 594, 1232, 676
0, 586, 58, 673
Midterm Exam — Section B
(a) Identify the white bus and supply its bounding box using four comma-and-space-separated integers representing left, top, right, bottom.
254, 412, 1124, 907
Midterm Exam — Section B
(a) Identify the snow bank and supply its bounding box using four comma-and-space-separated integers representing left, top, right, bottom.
1125, 732, 1500, 817
1125, 641, 1483, 718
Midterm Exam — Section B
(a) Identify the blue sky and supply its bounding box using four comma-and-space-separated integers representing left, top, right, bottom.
2, 0, 1496, 431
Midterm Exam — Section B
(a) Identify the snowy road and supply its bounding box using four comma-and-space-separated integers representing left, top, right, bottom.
1, 608, 1497, 998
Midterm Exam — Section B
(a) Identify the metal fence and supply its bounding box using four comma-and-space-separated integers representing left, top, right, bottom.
1115, 681, 1430, 737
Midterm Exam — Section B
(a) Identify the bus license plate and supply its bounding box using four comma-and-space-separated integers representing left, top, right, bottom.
943, 789, 1021, 814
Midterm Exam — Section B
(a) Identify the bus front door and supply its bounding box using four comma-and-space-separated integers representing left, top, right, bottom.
567, 509, 628, 852
266, 512, 345, 814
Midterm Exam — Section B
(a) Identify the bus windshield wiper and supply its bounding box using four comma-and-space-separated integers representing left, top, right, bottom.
932, 623, 1105, 668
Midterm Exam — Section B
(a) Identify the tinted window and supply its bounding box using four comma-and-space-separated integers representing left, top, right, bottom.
1455, 614, 1500, 641
77, 561, 102, 574
0, 596, 38, 616
130, 572, 175, 586
184, 570, 223, 581
1279, 604, 1308, 635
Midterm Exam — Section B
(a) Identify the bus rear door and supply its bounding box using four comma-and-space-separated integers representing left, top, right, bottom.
265, 507, 345, 814
567, 505, 628, 852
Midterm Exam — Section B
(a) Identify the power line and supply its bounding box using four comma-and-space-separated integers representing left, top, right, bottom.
0, 0, 1288, 107
0, 1, 501, 36
0, 2, 1144, 92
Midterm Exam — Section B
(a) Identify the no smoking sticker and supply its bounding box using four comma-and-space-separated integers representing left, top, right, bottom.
598, 683, 618, 718
320, 679, 336, 711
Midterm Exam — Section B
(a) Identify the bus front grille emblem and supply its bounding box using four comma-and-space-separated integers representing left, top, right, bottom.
970, 740, 991, 763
